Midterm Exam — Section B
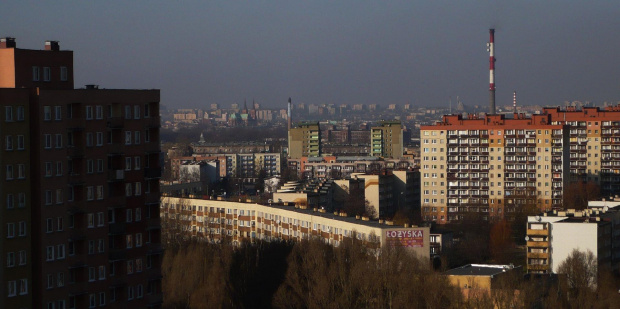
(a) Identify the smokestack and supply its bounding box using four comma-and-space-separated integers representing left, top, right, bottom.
287, 97, 292, 130
45, 40, 59, 51
487, 29, 496, 114
0, 37, 16, 49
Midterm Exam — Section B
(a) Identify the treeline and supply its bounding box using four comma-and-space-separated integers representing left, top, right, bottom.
162, 238, 620, 309
162, 238, 462, 309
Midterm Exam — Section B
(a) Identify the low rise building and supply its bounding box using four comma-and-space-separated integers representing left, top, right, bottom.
161, 197, 431, 260
526, 202, 620, 274
444, 264, 520, 299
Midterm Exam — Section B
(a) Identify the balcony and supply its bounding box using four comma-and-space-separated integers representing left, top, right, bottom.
67, 147, 84, 158
106, 117, 124, 129
527, 252, 549, 259
144, 167, 161, 179
527, 241, 549, 248
145, 192, 160, 205
109, 222, 126, 235
108, 170, 125, 182
527, 264, 550, 271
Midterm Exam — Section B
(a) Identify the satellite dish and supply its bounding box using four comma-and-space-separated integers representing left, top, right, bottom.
535, 215, 541, 222
604, 206, 609, 212
525, 236, 529, 241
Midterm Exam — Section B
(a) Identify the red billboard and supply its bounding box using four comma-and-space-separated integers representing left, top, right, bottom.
385, 229, 424, 248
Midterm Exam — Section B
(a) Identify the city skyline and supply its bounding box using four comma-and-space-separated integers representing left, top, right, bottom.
2, 2, 620, 109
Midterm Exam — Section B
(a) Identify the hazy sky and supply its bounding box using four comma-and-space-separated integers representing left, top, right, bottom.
2, 1, 619, 109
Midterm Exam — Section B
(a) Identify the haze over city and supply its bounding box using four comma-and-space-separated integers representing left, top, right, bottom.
2, 1, 620, 109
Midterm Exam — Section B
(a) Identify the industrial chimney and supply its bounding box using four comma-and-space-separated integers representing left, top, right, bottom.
287, 97, 292, 130
487, 29, 496, 114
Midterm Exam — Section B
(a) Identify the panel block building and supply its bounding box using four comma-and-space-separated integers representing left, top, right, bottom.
0, 38, 162, 308
420, 113, 569, 223
288, 122, 321, 159
543, 106, 620, 196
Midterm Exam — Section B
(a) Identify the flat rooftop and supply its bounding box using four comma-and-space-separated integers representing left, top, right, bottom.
444, 264, 516, 277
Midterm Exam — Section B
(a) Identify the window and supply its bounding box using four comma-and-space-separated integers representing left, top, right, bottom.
5, 106, 13, 122
60, 67, 68, 81
89, 293, 96, 308
45, 162, 53, 177
96, 186, 103, 200
56, 189, 63, 204
88, 240, 95, 254
57, 244, 65, 259
86, 106, 93, 120
47, 218, 53, 233
12, 220, 22, 238
126, 209, 132, 222
87, 213, 94, 227
57, 217, 63, 231
44, 106, 52, 120
136, 258, 143, 273
6, 165, 13, 180
17, 106, 24, 121
125, 157, 132, 171
135, 182, 141, 196
136, 284, 143, 299
126, 260, 134, 273
6, 194, 14, 209
95, 106, 103, 119
134, 105, 140, 119
17, 164, 25, 179
57, 272, 65, 287
87, 186, 94, 201
7, 223, 15, 238
98, 239, 105, 253
97, 159, 103, 173
18, 250, 26, 265
125, 183, 132, 197
98, 265, 106, 280
55, 134, 62, 148
45, 190, 52, 205
86, 133, 93, 147
134, 156, 141, 170
19, 279, 27, 295
17, 135, 24, 150
43, 67, 51, 81
45, 134, 52, 149
136, 233, 142, 247
97, 212, 104, 226
134, 131, 140, 144
127, 286, 134, 300
7, 252, 15, 267
56, 161, 62, 176
125, 131, 131, 145
32, 66, 40, 81
7, 280, 16, 297
125, 106, 131, 119
135, 208, 141, 221
55, 106, 62, 120
126, 235, 133, 249
46, 246, 54, 261
145, 129, 150, 142
99, 292, 106, 306
144, 103, 150, 117
87, 159, 94, 174
96, 132, 103, 146
5, 135, 12, 150
47, 274, 55, 289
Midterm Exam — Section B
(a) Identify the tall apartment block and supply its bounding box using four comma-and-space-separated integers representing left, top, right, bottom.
420, 114, 569, 224
371, 120, 403, 159
0, 38, 162, 308
288, 122, 321, 159
543, 106, 620, 196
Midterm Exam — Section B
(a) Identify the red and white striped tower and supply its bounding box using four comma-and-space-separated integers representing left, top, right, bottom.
487, 29, 496, 114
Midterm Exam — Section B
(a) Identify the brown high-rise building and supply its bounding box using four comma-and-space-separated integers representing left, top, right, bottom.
0, 38, 162, 308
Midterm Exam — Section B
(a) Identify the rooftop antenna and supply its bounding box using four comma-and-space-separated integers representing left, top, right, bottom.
449, 96, 452, 114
